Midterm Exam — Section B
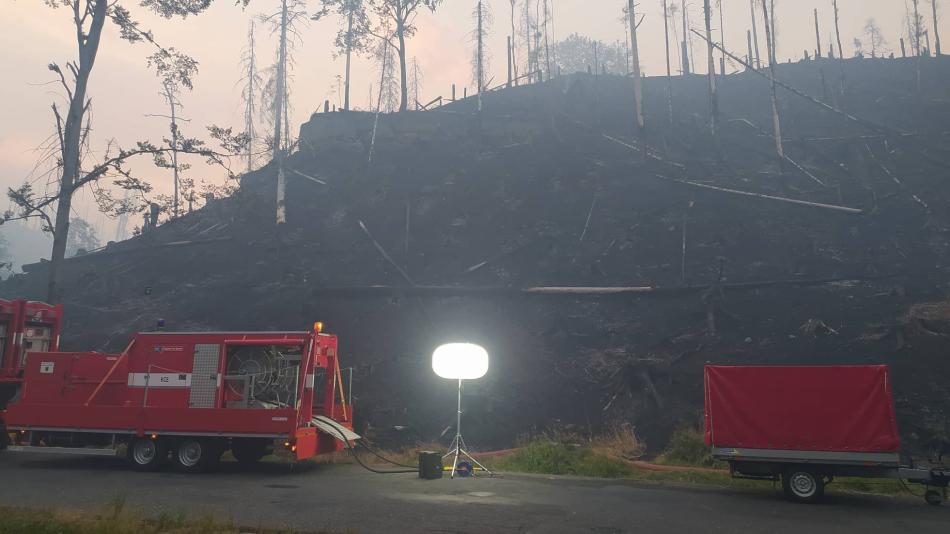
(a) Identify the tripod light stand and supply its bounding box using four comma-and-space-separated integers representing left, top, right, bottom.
432, 343, 493, 478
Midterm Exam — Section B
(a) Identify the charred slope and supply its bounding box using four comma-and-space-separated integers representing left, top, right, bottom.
5, 57, 950, 452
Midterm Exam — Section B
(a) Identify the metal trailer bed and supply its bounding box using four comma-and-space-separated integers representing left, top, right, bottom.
713, 446, 950, 505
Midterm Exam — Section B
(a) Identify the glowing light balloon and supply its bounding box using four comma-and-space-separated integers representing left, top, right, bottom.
432, 343, 489, 380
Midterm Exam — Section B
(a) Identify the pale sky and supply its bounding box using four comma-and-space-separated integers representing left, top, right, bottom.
0, 0, 942, 243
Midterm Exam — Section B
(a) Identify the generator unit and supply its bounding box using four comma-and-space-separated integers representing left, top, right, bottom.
2, 322, 359, 472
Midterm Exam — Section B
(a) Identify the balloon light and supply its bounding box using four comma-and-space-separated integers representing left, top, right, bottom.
432, 343, 489, 380
431, 342, 493, 478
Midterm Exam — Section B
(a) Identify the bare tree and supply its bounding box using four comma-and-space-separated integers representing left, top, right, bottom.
749, 0, 761, 68
704, 0, 719, 137
472, 0, 493, 106
717, 0, 726, 73
833, 0, 845, 93
864, 18, 887, 58
662, 0, 674, 123
410, 56, 423, 109
522, 0, 535, 82
241, 20, 262, 172
313, 0, 370, 111
261, 0, 308, 226
933, 0, 942, 56
3, 0, 231, 302
760, 0, 784, 162
669, 2, 684, 73
364, 0, 445, 112
542, 0, 552, 79
159, 82, 185, 218
553, 34, 627, 74
832, 0, 844, 61
368, 32, 397, 164
814, 8, 822, 58
682, 0, 693, 74
508, 0, 520, 85
627, 0, 644, 133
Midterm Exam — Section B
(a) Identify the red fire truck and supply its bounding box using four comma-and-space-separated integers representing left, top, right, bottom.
2, 313, 358, 473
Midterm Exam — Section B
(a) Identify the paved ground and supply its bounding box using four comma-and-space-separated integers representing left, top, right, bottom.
0, 452, 948, 533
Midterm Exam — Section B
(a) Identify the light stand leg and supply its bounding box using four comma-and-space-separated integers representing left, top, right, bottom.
441, 378, 493, 478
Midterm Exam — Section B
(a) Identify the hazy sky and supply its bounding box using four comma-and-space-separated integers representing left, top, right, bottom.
0, 0, 942, 242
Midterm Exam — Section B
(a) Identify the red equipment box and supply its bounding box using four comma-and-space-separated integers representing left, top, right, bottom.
704, 365, 901, 453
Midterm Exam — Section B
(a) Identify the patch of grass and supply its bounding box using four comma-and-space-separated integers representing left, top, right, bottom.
490, 433, 915, 500
654, 428, 726, 468
491, 438, 635, 478
590, 425, 646, 461
0, 505, 345, 534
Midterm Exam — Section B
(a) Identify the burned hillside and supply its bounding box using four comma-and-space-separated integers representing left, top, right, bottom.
5, 58, 950, 453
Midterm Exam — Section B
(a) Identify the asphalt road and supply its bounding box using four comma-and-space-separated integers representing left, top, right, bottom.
0, 452, 947, 533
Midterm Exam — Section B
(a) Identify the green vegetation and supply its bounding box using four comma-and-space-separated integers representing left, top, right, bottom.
0, 502, 344, 534
654, 428, 726, 468
492, 438, 635, 478
489, 432, 915, 499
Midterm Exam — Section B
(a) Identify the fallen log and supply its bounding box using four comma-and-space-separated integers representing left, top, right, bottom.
653, 174, 863, 214
310, 274, 903, 299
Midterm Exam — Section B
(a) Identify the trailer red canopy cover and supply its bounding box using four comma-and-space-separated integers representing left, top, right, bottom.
704, 365, 900, 453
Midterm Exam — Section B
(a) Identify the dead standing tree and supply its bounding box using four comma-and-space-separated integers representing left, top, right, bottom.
313, 0, 370, 111
627, 0, 644, 138
749, 0, 761, 68
6, 0, 229, 303
262, 0, 308, 226
759, 0, 785, 170
365, 0, 445, 112
472, 0, 492, 114
241, 20, 262, 172
933, 0, 943, 56
717, 0, 726, 74
508, 0, 520, 86
832, 0, 845, 94
681, 0, 691, 74
703, 0, 719, 138
662, 0, 674, 124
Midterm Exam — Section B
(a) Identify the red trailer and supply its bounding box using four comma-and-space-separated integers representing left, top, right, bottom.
705, 365, 949, 504
2, 323, 358, 472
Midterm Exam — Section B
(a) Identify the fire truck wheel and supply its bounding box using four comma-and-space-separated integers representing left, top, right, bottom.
782, 468, 825, 504
174, 439, 221, 473
231, 439, 270, 464
128, 438, 168, 471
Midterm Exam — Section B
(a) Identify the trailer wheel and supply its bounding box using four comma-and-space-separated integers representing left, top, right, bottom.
782, 469, 825, 504
173, 439, 221, 473
924, 489, 944, 506
128, 437, 168, 471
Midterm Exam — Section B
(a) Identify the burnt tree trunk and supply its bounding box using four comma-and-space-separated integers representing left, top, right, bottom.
397, 16, 409, 112
48, 0, 108, 303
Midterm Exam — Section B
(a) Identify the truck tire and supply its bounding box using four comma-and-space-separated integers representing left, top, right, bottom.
231, 438, 270, 464
924, 489, 944, 506
782, 468, 825, 504
173, 438, 221, 473
128, 437, 168, 471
